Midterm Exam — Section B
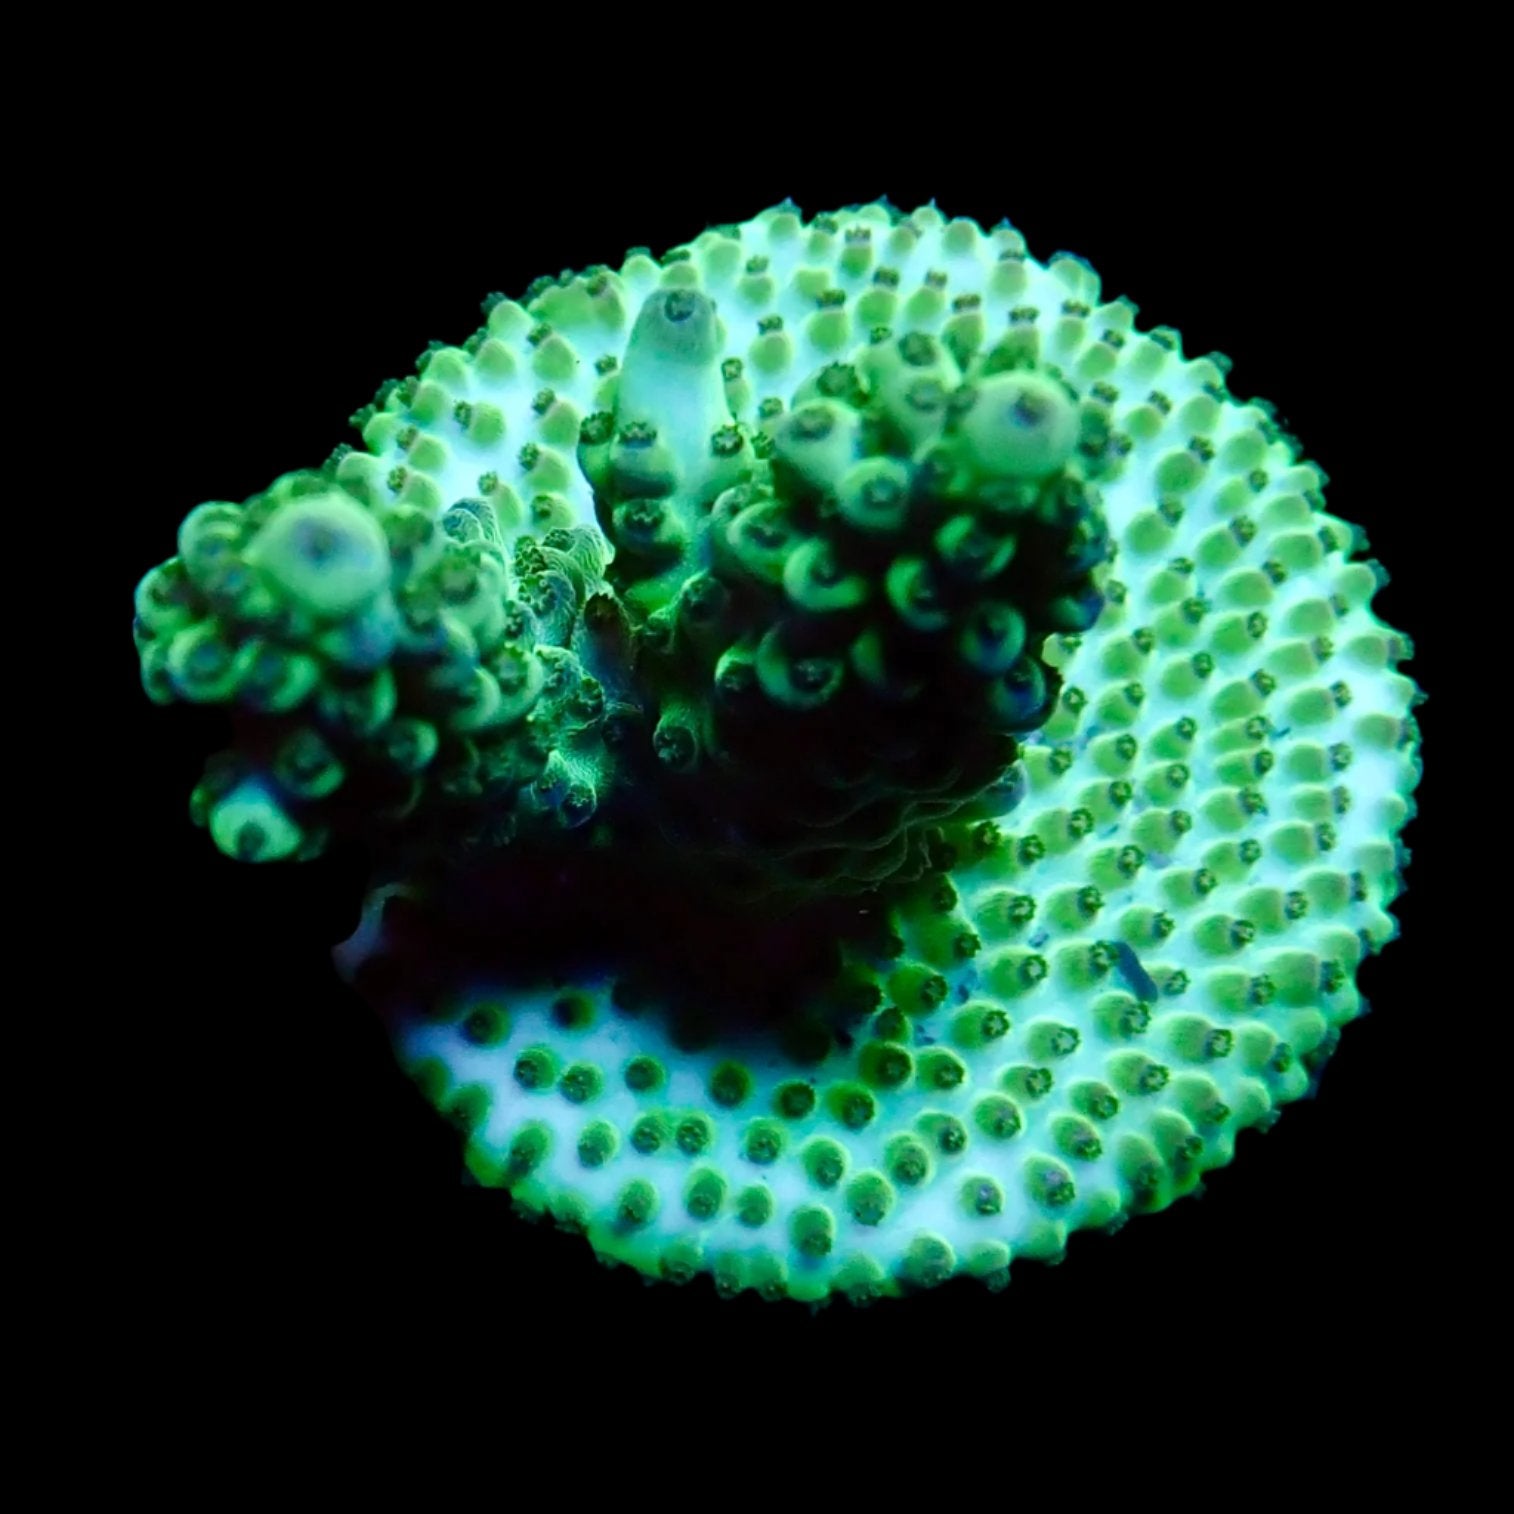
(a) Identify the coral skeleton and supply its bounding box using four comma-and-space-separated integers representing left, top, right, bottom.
133, 201, 1421, 1304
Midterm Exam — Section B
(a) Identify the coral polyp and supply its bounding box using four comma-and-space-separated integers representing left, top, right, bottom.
132, 200, 1421, 1304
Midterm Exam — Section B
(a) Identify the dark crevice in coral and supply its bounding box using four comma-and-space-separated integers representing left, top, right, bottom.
351, 831, 902, 1054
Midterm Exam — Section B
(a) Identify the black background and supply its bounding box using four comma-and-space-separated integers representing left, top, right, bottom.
98, 123, 1451, 1373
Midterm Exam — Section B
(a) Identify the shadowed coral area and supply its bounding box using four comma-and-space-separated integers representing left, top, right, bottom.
348, 845, 894, 1054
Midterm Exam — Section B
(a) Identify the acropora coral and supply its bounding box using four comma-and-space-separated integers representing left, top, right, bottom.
132, 200, 1422, 1304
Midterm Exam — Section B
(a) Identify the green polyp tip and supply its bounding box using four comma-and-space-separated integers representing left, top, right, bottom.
885, 554, 952, 633
845, 1171, 896, 1226
901, 1234, 955, 1289
177, 500, 244, 581
723, 494, 799, 586
630, 1113, 669, 1154
836, 457, 912, 535
244, 489, 390, 618
460, 1001, 509, 1047
775, 1081, 817, 1119
631, 286, 720, 365
558, 1062, 603, 1104
743, 1119, 786, 1164
273, 728, 344, 800
382, 718, 438, 776
790, 1204, 836, 1259
951, 1002, 1012, 1050
962, 1175, 1006, 1217
973, 1094, 1024, 1141
959, 601, 1028, 675
924, 1113, 968, 1154
709, 1060, 753, 1107
737, 1185, 774, 1228
755, 628, 846, 711
827, 1083, 878, 1130
1026, 1157, 1078, 1209
967, 1240, 1013, 1290
615, 1179, 659, 1229
1052, 1115, 1103, 1162
919, 1048, 967, 1091
675, 1113, 713, 1155
771, 401, 861, 494
684, 1166, 727, 1220
935, 513, 1017, 583
577, 1119, 618, 1168
659, 1240, 703, 1285
513, 1046, 558, 1091
984, 657, 1052, 730
653, 713, 699, 771
165, 623, 243, 704
712, 1255, 746, 1299
624, 1055, 665, 1093
506, 1122, 551, 1181
207, 777, 304, 862
783, 537, 871, 615
835, 1254, 889, 1306
886, 1134, 931, 1188
549, 1190, 590, 1235
860, 1041, 914, 1089
748, 1253, 790, 1301
803, 1137, 848, 1189
613, 494, 681, 557
947, 372, 1080, 482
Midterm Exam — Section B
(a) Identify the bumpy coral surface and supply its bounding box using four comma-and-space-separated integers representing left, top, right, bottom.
135, 201, 1421, 1304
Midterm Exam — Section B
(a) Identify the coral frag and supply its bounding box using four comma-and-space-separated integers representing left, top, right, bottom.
133, 201, 1421, 1304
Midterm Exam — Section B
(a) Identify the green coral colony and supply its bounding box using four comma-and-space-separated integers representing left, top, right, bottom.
134, 201, 1421, 1303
